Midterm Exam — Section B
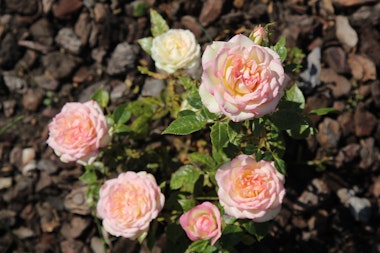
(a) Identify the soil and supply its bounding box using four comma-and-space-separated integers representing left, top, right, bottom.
1, 0, 380, 253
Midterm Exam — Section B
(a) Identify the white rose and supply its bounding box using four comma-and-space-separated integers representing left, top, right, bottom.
151, 29, 201, 74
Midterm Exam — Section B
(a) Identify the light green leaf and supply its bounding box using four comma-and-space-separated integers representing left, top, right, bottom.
150, 9, 169, 37
178, 197, 195, 212
162, 115, 206, 135
285, 84, 305, 109
186, 240, 211, 253
309, 107, 339, 116
271, 37, 287, 62
91, 88, 109, 108
137, 37, 153, 55
170, 165, 203, 192
79, 170, 97, 184
210, 122, 229, 151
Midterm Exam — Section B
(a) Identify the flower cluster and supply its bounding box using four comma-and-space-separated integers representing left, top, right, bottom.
46, 9, 321, 253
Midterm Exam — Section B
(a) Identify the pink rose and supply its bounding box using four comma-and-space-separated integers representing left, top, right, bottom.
199, 34, 285, 122
47, 100, 111, 165
97, 171, 165, 239
215, 154, 285, 222
179, 202, 222, 245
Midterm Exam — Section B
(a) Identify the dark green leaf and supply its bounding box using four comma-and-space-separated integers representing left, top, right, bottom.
162, 115, 206, 135
132, 1, 149, 17
150, 9, 169, 37
241, 220, 270, 241
130, 115, 151, 139
113, 104, 130, 125
186, 240, 210, 253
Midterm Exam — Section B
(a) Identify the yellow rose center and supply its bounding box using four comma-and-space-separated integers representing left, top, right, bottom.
58, 114, 95, 146
224, 55, 261, 95
109, 184, 145, 222
233, 167, 266, 198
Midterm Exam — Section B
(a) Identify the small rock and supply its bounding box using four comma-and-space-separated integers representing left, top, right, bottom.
332, 0, 376, 7
337, 188, 355, 206
347, 54, 377, 82
349, 196, 372, 223
33, 74, 59, 91
13, 227, 35, 239
294, 178, 330, 212
304, 93, 331, 125
320, 68, 351, 98
350, 3, 380, 27
2, 99, 17, 117
3, 72, 27, 94
199, 0, 225, 26
64, 186, 91, 215
140, 78, 165, 98
360, 27, 380, 66
316, 117, 341, 150
0, 177, 12, 190
30, 18, 54, 46
372, 176, 380, 197
61, 216, 92, 239
106, 42, 139, 75
359, 137, 376, 169
55, 27, 83, 55
72, 66, 93, 83
10, 146, 23, 167
323, 46, 350, 74
42, 52, 80, 79
91, 47, 107, 64
337, 111, 355, 137
37, 159, 59, 175
36, 172, 53, 192
94, 3, 110, 23
354, 103, 377, 137
23, 88, 44, 112
299, 47, 321, 91
110, 80, 129, 103
60, 240, 91, 253
91, 237, 106, 253
181, 15, 202, 38
74, 12, 92, 46
0, 209, 16, 226
0, 33, 22, 69
335, 15, 358, 50
36, 201, 60, 233
2, 175, 33, 202
53, 0, 83, 19
371, 80, 380, 108
335, 143, 361, 168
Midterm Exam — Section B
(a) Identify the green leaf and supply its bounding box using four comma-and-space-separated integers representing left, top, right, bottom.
271, 37, 287, 62
273, 154, 287, 175
79, 170, 97, 184
150, 9, 169, 37
130, 115, 151, 139
138, 37, 153, 55
114, 124, 131, 134
170, 165, 202, 192
186, 240, 211, 253
210, 122, 229, 151
132, 0, 150, 17
113, 104, 131, 125
188, 152, 216, 171
309, 107, 339, 116
285, 84, 305, 109
162, 115, 206, 135
241, 220, 270, 241
178, 197, 196, 212
91, 88, 109, 108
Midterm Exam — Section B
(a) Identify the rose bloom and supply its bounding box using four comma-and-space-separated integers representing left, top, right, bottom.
97, 171, 165, 239
47, 100, 111, 165
215, 154, 285, 222
199, 34, 285, 122
179, 202, 222, 245
151, 29, 201, 74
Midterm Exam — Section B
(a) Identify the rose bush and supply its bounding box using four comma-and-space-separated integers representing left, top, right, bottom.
46, 100, 111, 165
199, 34, 285, 122
179, 202, 222, 246
151, 29, 201, 74
215, 154, 285, 222
96, 171, 165, 239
